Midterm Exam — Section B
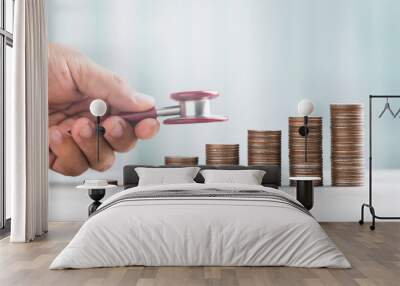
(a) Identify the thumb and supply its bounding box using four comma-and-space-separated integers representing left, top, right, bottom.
66, 48, 154, 112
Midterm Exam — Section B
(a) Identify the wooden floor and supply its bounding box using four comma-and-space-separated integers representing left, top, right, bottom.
0, 222, 399, 286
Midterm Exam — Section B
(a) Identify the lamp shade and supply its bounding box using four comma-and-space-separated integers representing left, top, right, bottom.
90, 99, 107, 117
298, 99, 314, 116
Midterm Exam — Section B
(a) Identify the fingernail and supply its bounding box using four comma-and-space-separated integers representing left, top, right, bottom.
135, 92, 155, 105
50, 129, 63, 144
111, 120, 124, 138
79, 123, 93, 139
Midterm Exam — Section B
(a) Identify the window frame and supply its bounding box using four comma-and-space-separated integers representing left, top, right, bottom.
0, 0, 13, 234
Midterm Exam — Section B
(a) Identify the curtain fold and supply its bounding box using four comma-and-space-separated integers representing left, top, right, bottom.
9, 0, 48, 242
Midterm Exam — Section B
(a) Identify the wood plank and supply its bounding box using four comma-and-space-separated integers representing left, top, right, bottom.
0, 222, 399, 286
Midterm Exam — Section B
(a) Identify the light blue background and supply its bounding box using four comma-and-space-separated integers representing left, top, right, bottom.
47, 0, 400, 184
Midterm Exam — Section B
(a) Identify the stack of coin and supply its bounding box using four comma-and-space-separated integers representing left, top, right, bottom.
206, 144, 239, 165
331, 104, 364, 186
289, 117, 323, 186
165, 156, 199, 166
248, 130, 281, 166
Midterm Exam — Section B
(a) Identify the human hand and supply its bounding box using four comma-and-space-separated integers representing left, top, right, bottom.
48, 43, 160, 176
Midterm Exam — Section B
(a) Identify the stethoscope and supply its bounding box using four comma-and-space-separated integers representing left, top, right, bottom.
89, 90, 228, 161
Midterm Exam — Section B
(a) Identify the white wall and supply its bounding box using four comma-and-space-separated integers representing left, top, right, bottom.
46, 1, 400, 220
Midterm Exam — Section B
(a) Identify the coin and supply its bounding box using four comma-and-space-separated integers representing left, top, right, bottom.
248, 130, 282, 166
206, 144, 240, 165
330, 104, 364, 186
288, 117, 323, 185
165, 156, 199, 166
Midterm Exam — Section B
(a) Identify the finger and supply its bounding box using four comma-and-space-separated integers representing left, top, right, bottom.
134, 118, 160, 140
102, 116, 137, 152
65, 48, 155, 112
49, 126, 89, 176
71, 117, 115, 172
49, 112, 66, 126
57, 116, 79, 133
49, 150, 56, 167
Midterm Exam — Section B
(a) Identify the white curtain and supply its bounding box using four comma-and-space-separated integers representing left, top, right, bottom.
8, 0, 48, 242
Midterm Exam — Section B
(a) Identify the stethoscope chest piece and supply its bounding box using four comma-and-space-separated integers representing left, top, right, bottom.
163, 91, 228, 124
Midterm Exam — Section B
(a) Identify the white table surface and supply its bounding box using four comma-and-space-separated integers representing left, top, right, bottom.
289, 177, 322, 181
76, 184, 118, 190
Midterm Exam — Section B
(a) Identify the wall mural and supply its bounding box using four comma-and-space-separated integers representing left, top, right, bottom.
47, 0, 400, 185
